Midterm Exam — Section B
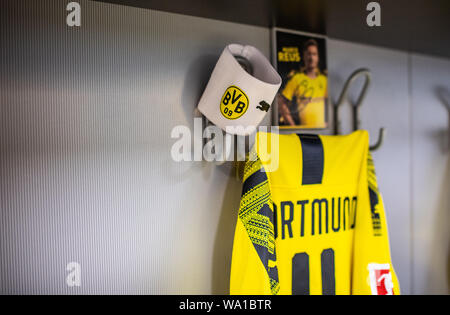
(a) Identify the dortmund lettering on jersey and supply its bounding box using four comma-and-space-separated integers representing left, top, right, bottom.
230, 130, 400, 295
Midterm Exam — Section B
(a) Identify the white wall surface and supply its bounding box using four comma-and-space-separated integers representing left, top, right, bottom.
1, 0, 266, 294
0, 0, 449, 294
410, 54, 450, 294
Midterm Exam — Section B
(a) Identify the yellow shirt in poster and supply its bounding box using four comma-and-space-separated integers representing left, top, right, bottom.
281, 72, 327, 128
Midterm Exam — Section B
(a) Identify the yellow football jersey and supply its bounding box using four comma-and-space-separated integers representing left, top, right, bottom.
281, 72, 327, 127
230, 130, 400, 295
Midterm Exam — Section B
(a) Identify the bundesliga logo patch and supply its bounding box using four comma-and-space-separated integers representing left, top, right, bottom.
368, 263, 394, 295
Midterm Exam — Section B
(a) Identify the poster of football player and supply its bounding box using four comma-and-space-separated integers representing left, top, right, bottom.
272, 29, 328, 129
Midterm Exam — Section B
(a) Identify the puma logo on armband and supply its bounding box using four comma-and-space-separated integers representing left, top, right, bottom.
257, 101, 270, 112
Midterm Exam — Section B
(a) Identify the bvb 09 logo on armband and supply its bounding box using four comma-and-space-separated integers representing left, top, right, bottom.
220, 86, 249, 120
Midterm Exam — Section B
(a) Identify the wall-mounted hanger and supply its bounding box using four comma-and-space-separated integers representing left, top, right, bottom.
196, 54, 254, 168
333, 68, 385, 151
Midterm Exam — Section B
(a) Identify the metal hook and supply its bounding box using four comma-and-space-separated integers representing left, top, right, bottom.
436, 86, 450, 110
436, 86, 450, 151
333, 68, 385, 151
369, 127, 386, 151
195, 54, 254, 168
334, 68, 370, 134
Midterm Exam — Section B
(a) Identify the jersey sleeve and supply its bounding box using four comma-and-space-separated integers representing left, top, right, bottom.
229, 153, 280, 295
280, 74, 299, 101
352, 152, 400, 295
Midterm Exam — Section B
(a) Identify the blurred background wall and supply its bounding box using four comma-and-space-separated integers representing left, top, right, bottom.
1, 0, 449, 294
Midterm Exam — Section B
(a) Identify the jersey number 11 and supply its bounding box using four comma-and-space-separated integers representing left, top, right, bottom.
292, 248, 335, 295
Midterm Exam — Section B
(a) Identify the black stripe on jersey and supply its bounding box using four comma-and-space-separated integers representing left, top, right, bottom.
241, 168, 267, 196
321, 249, 336, 295
297, 134, 324, 185
292, 252, 310, 295
257, 202, 275, 225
